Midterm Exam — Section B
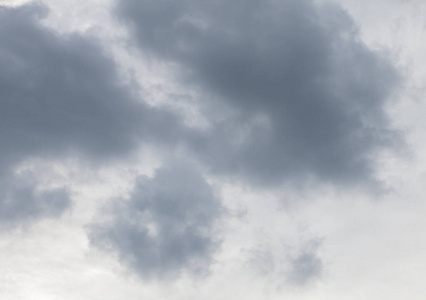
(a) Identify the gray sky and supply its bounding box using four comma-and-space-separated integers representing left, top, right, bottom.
1, 0, 426, 299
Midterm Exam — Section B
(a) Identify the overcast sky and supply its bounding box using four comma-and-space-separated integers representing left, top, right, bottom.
1, 0, 426, 299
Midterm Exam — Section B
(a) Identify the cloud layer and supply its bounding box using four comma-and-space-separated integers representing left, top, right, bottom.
117, 0, 401, 188
0, 0, 408, 292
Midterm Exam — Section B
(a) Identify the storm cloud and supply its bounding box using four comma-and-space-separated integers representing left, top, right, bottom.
116, 0, 401, 188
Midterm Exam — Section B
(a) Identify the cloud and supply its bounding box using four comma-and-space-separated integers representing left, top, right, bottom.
0, 3, 184, 225
245, 238, 324, 288
246, 247, 276, 276
0, 0, 402, 288
116, 0, 402, 189
89, 162, 222, 279
0, 183, 69, 228
286, 239, 323, 286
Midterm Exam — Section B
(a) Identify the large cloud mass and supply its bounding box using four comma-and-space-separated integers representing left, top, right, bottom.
116, 0, 401, 188
0, 3, 182, 225
0, 0, 407, 290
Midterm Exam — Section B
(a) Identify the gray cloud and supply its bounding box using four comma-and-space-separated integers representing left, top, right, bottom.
286, 251, 323, 286
116, 0, 402, 189
245, 239, 324, 287
286, 239, 323, 286
0, 3, 183, 225
0, 0, 403, 285
0, 182, 69, 228
89, 162, 222, 279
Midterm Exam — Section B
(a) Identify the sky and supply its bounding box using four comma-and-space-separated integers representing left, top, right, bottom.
0, 0, 426, 299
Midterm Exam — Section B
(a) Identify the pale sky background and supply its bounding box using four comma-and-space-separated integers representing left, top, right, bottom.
1, 0, 426, 299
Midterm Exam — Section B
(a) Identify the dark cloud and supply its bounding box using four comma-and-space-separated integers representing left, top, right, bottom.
89, 162, 222, 279
0, 0, 402, 285
0, 3, 183, 225
116, 0, 402, 189
0, 182, 69, 228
